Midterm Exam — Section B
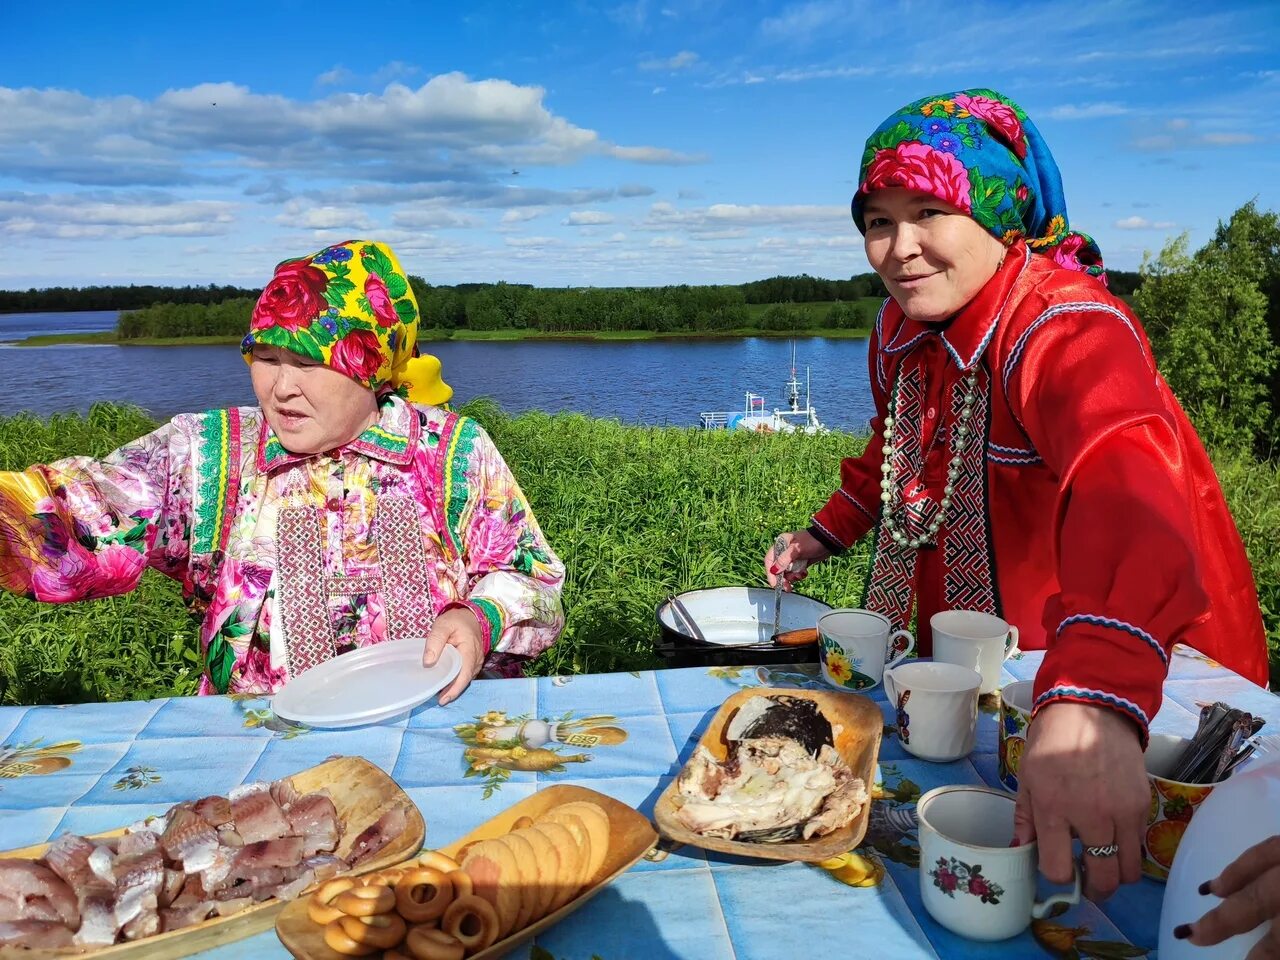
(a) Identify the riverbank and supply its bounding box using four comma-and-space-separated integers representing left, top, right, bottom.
6, 326, 873, 347
1, 401, 1276, 704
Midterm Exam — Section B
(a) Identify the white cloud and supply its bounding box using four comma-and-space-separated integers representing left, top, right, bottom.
641, 201, 848, 232
501, 208, 544, 224
0, 75, 695, 190
0, 191, 237, 240
505, 236, 559, 247
640, 50, 699, 70
564, 210, 616, 225
276, 200, 375, 231
1114, 216, 1177, 230
317, 66, 353, 87
607, 232, 628, 243
759, 1, 848, 42
1047, 102, 1128, 120
649, 236, 684, 247
392, 204, 484, 229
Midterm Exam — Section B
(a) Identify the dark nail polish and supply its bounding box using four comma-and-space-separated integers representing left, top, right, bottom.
1173, 924, 1192, 940
1198, 880, 1213, 896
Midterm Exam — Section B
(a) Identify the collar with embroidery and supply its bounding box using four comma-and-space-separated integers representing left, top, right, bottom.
256, 394, 421, 472
879, 241, 1031, 371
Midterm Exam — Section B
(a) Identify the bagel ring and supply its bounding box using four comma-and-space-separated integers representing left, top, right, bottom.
415, 850, 461, 874
338, 912, 407, 950
404, 925, 466, 960
444, 869, 473, 899
442, 894, 500, 952
308, 877, 357, 926
511, 815, 535, 831
394, 867, 454, 924
322, 918, 378, 957
334, 883, 396, 917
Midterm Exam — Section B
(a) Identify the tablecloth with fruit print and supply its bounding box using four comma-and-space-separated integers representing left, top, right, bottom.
2, 643, 1276, 959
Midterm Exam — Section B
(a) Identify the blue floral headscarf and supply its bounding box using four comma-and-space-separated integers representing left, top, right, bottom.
851, 88, 1105, 281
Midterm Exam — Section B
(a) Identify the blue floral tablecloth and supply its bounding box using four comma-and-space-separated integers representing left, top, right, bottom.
2, 644, 1276, 959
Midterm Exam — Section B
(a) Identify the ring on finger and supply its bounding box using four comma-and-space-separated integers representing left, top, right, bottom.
1084, 843, 1120, 858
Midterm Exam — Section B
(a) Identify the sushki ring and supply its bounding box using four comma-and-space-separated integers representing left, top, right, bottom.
1084, 843, 1120, 858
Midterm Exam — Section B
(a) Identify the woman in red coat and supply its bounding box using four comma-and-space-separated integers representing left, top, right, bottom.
769, 88, 1268, 902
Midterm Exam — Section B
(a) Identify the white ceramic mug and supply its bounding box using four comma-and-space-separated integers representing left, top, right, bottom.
931, 610, 1021, 695
816, 608, 914, 692
998, 679, 1034, 792
917, 785, 1081, 942
883, 661, 982, 762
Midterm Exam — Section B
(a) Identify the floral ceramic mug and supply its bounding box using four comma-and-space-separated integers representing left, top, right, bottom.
917, 785, 1080, 941
816, 609, 914, 691
998, 679, 1034, 792
1141, 733, 1220, 882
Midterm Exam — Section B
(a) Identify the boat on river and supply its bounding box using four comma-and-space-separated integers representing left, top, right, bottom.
699, 345, 826, 434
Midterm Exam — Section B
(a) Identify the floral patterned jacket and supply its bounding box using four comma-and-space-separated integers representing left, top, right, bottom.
0, 396, 565, 694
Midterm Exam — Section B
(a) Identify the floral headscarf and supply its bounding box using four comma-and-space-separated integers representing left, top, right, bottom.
851, 88, 1105, 280
242, 239, 453, 404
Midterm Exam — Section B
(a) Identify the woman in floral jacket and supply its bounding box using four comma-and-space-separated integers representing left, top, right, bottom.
0, 240, 565, 705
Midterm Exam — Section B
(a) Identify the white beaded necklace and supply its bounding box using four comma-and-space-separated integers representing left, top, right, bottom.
879, 369, 980, 549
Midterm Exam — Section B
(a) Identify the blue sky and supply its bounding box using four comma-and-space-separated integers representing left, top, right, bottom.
1, 0, 1277, 289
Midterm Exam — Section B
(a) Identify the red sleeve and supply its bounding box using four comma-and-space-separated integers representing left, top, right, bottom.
810, 316, 890, 552
1008, 300, 1208, 746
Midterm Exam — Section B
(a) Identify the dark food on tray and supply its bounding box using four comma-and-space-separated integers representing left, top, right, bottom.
0, 776, 408, 951
301, 799, 612, 957
673, 695, 869, 842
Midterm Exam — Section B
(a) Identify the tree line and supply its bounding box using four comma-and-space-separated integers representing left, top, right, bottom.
0, 284, 261, 313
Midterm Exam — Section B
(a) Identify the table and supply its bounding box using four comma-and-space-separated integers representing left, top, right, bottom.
2, 645, 1276, 959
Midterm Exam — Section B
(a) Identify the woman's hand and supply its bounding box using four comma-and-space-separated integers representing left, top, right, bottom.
1177, 836, 1280, 956
422, 608, 487, 705
1013, 701, 1149, 901
764, 530, 831, 590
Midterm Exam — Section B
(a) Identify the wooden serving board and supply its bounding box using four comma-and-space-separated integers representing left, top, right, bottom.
653, 686, 882, 862
276, 783, 658, 960
0, 756, 425, 960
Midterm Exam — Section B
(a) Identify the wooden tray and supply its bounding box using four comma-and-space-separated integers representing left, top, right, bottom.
654, 686, 881, 862
276, 784, 658, 960
0, 756, 424, 959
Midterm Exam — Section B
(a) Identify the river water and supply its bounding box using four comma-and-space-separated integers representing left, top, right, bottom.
0, 311, 876, 431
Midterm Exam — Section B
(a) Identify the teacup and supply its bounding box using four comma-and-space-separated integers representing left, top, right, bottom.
1141, 733, 1221, 882
917, 785, 1081, 941
998, 680, 1034, 792
816, 609, 914, 692
931, 610, 1021, 695
883, 661, 982, 762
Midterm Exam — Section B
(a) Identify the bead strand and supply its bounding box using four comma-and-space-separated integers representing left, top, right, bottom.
880, 370, 979, 549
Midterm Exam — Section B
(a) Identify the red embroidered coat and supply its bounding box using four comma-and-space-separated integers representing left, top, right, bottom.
810, 242, 1268, 741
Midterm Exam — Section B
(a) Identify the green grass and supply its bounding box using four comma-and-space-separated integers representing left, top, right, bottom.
1, 401, 1277, 704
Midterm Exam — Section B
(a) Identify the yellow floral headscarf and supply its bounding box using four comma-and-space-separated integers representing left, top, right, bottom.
242, 239, 452, 405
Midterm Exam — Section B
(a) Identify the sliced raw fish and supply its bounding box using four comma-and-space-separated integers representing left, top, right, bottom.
43, 833, 97, 891
347, 806, 407, 866
112, 851, 163, 926
300, 854, 348, 882
158, 893, 214, 932
193, 795, 233, 827
270, 778, 299, 810
0, 858, 79, 927
117, 829, 160, 856
162, 806, 219, 873
121, 905, 160, 941
87, 844, 116, 883
0, 919, 76, 949
231, 836, 304, 874
229, 783, 290, 844
73, 883, 120, 947
286, 793, 340, 855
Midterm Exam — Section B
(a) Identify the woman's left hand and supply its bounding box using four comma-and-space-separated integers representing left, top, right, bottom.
422, 608, 486, 705
1179, 836, 1280, 956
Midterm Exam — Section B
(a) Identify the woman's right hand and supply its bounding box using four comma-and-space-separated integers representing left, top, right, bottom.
764, 530, 831, 590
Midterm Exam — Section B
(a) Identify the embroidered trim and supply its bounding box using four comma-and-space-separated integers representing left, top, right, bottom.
193, 408, 241, 555
810, 516, 848, 551
376, 496, 436, 641
987, 448, 1043, 466
277, 506, 338, 677
464, 598, 504, 655
837, 487, 876, 523
258, 396, 419, 471
1034, 685, 1150, 732
325, 575, 382, 595
441, 415, 481, 562
1057, 614, 1169, 666
1004, 301, 1155, 399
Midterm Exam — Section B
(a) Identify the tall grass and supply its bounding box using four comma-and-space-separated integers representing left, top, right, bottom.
1, 402, 1277, 704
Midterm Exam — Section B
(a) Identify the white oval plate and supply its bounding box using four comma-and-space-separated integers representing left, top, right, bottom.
271, 639, 461, 728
